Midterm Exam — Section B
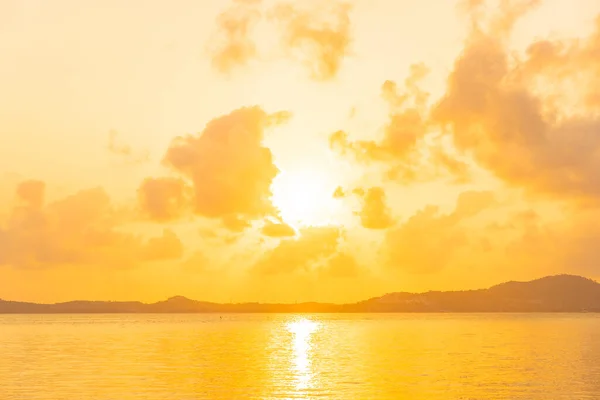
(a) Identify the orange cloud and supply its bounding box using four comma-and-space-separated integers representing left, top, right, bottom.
209, 0, 262, 74
261, 220, 296, 237
332, 186, 345, 199
0, 183, 183, 269
271, 1, 352, 80
16, 180, 45, 209
355, 187, 394, 230
181, 251, 211, 274
138, 177, 190, 222
163, 106, 291, 226
221, 214, 251, 232
320, 251, 360, 278
107, 130, 150, 164
253, 226, 342, 275
140, 229, 184, 262
433, 1, 600, 201
330, 64, 470, 184
385, 190, 494, 274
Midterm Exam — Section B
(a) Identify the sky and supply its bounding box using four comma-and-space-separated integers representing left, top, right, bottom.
2, 0, 600, 303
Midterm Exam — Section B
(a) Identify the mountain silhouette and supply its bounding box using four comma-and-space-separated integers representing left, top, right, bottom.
2, 275, 600, 313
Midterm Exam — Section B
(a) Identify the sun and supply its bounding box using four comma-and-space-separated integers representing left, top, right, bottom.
271, 166, 342, 228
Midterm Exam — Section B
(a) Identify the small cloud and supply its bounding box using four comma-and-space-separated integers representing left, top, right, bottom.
222, 214, 251, 232
261, 220, 296, 237
355, 187, 395, 230
270, 1, 352, 80
107, 130, 150, 164
208, 0, 262, 75
333, 186, 345, 198
16, 180, 45, 209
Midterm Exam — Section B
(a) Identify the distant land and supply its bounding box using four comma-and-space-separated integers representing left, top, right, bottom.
3, 275, 600, 313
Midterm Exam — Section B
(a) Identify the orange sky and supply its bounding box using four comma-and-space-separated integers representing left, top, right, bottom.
2, 0, 600, 303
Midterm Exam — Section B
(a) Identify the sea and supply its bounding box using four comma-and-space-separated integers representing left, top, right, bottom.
1, 313, 600, 399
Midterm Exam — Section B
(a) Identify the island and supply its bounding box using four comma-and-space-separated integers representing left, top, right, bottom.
2, 274, 600, 313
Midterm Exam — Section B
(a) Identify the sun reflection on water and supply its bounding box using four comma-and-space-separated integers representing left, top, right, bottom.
287, 318, 320, 391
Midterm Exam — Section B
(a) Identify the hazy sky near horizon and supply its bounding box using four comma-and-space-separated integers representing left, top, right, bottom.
2, 0, 600, 303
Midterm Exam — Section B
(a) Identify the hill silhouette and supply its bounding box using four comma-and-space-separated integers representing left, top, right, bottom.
2, 274, 600, 313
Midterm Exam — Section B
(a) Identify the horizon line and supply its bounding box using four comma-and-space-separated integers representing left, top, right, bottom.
2, 273, 595, 306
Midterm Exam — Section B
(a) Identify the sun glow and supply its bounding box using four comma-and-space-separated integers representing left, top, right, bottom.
271, 166, 342, 228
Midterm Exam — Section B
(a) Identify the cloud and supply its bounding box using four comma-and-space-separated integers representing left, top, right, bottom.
253, 226, 342, 275
141, 229, 183, 261
453, 190, 495, 219
140, 229, 184, 262
385, 190, 494, 274
16, 180, 45, 209
330, 64, 470, 184
209, 0, 262, 74
261, 220, 296, 237
0, 182, 184, 269
137, 177, 190, 222
332, 186, 345, 198
355, 187, 394, 230
482, 206, 600, 280
271, 1, 352, 80
163, 106, 291, 227
320, 251, 360, 277
107, 130, 150, 164
221, 214, 251, 232
181, 251, 211, 274
432, 1, 600, 201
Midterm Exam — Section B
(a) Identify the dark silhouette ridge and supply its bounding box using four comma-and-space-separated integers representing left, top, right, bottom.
2, 274, 600, 313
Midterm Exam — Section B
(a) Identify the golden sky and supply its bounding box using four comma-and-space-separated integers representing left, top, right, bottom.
2, 0, 600, 303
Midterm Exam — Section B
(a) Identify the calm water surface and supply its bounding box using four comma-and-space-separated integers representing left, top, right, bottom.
1, 313, 600, 399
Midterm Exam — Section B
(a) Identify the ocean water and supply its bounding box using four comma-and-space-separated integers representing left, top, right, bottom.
1, 313, 600, 399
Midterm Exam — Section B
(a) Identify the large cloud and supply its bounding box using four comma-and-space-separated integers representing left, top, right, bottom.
162, 106, 291, 227
433, 1, 600, 201
0, 183, 184, 269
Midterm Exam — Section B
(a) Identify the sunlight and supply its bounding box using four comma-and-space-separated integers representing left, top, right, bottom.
287, 318, 320, 391
271, 166, 341, 228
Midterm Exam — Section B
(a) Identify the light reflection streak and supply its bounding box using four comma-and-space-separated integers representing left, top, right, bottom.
287, 318, 320, 391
